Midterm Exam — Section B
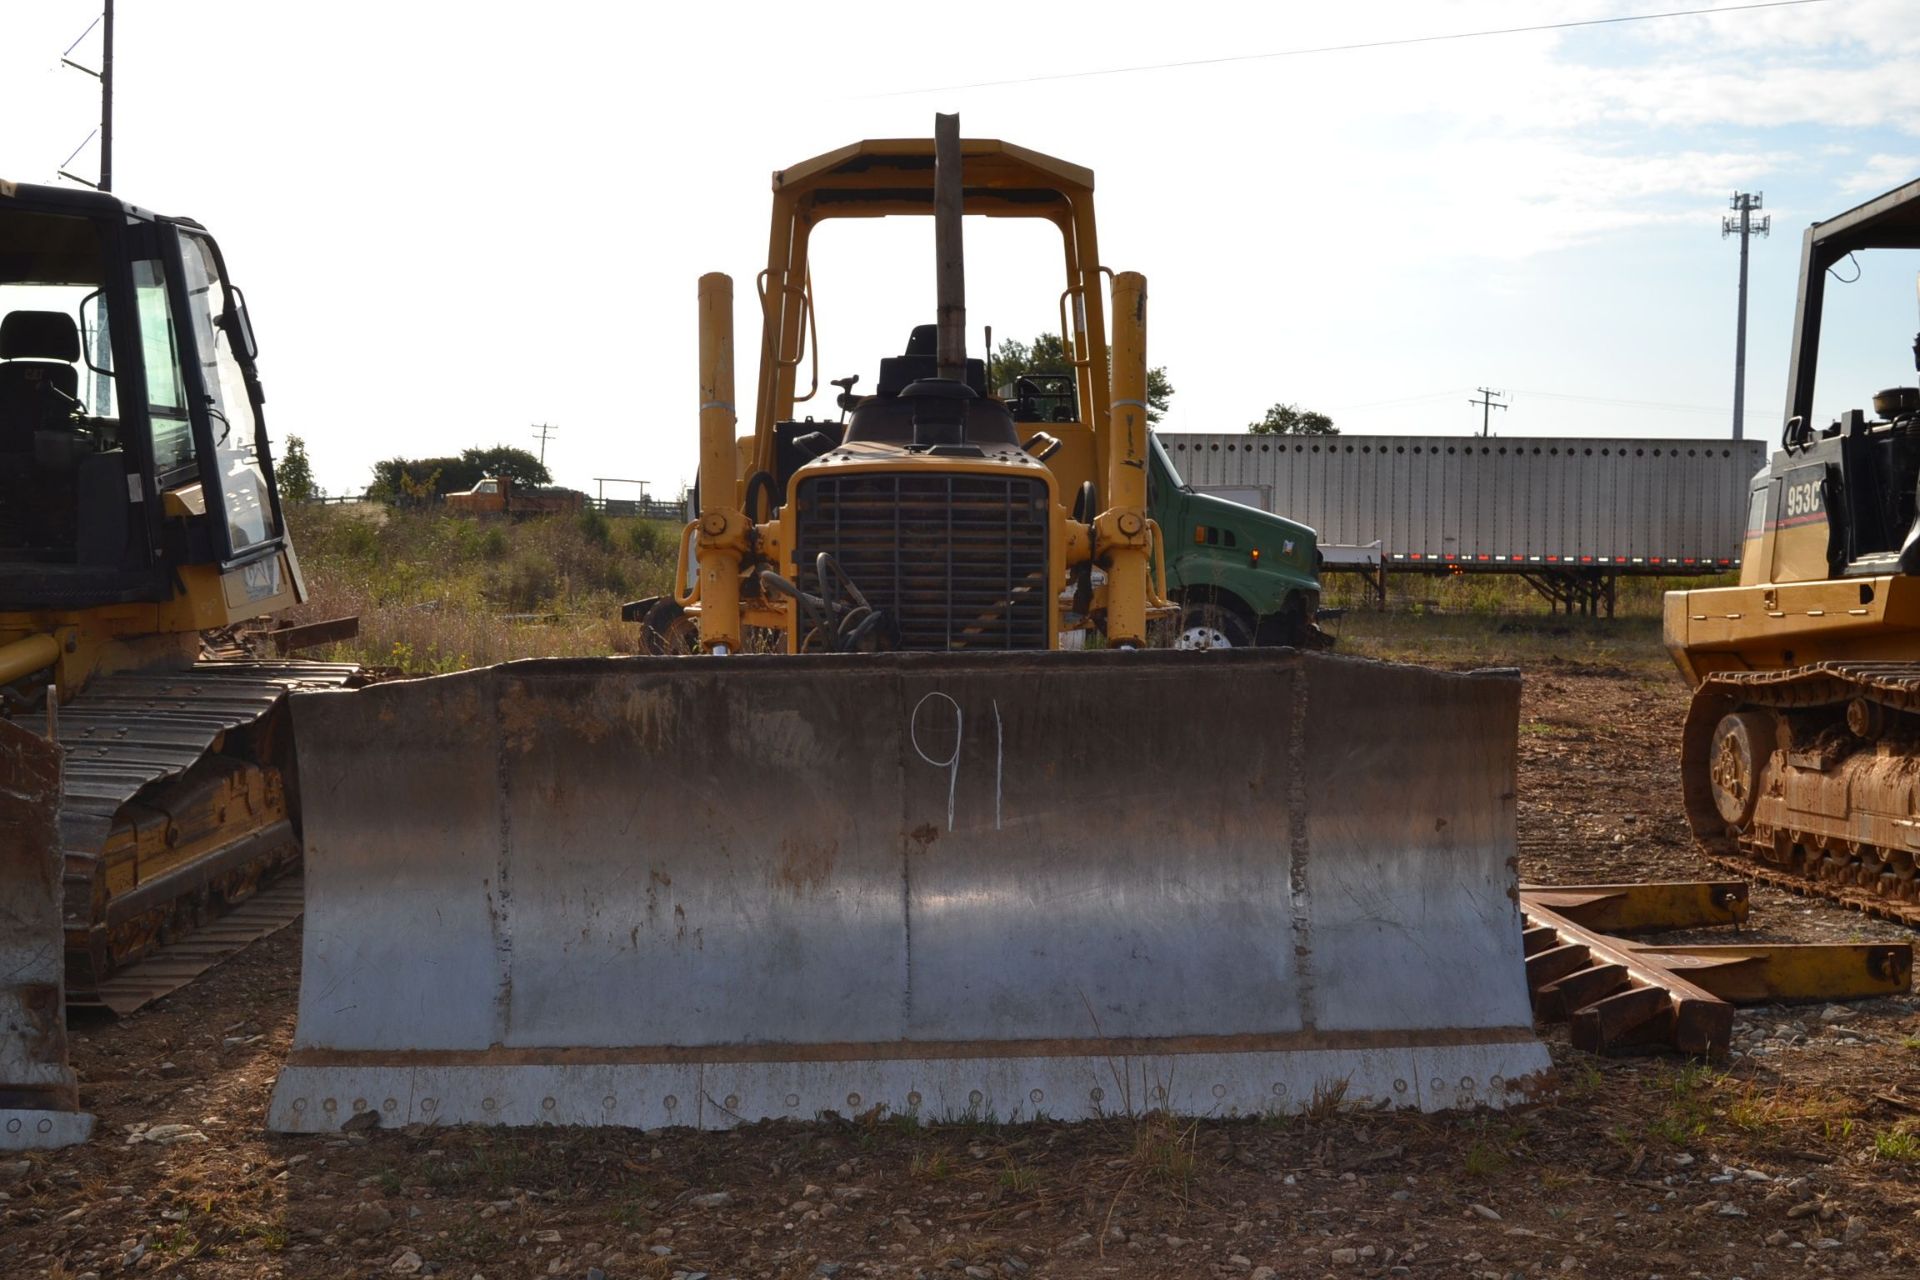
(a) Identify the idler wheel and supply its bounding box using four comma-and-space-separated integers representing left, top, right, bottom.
1846, 696, 1887, 740
1708, 711, 1773, 828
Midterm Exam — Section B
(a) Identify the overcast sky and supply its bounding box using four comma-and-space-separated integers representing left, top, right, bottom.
3, 0, 1919, 498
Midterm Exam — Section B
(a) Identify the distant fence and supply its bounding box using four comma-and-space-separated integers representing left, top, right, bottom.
588, 497, 686, 521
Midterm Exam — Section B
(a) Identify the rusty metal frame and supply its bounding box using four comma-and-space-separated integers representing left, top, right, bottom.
1522, 899, 1732, 1057
1520, 881, 1912, 1058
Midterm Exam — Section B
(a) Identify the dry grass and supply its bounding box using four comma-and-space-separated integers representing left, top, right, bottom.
1320, 568, 1726, 677
283, 502, 680, 671
1722, 1079, 1861, 1135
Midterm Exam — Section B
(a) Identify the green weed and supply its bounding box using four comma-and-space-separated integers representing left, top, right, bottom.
996, 1160, 1042, 1193
1874, 1126, 1920, 1162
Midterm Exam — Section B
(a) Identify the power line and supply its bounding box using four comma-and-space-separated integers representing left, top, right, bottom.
1509, 388, 1723, 414
1327, 389, 1470, 411
1333, 387, 1726, 416
867, 0, 1836, 98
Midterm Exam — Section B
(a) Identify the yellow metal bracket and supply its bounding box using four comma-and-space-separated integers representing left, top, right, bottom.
1518, 881, 1749, 933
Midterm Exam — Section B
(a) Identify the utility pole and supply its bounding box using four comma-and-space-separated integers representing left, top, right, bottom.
1468, 387, 1507, 437
56, 2, 113, 190
100, 1, 113, 191
531, 422, 558, 468
1723, 191, 1770, 441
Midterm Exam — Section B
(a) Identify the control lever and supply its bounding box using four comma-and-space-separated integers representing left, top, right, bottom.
832, 374, 861, 423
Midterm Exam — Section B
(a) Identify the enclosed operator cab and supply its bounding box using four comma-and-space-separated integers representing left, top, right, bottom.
0, 179, 300, 681
1667, 176, 1920, 685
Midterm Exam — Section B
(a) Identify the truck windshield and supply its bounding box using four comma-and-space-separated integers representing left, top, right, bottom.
1148, 430, 1186, 488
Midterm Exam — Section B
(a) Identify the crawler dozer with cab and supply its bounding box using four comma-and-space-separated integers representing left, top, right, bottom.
0, 180, 354, 1150
1669, 175, 1920, 922
268, 119, 1547, 1134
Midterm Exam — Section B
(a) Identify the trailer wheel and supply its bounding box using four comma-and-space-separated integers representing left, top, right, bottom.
1175, 600, 1254, 650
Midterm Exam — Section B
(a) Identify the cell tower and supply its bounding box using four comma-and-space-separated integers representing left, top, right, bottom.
1724, 192, 1770, 441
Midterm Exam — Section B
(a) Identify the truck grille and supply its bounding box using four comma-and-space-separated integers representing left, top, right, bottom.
793, 472, 1051, 650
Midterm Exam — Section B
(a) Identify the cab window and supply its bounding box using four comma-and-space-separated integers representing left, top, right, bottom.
177, 231, 277, 551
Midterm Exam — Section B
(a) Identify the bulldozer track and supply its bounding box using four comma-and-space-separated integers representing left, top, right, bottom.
79, 876, 305, 1016
1685, 662, 1920, 927
1699, 849, 1920, 930
55, 660, 357, 1003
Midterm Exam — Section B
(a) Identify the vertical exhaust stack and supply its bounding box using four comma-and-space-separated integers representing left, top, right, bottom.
908, 113, 976, 450
695, 272, 745, 655
934, 113, 966, 382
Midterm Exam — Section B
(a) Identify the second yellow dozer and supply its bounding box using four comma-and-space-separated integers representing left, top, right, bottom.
266, 119, 1548, 1133
1669, 176, 1920, 924
1, 180, 355, 1150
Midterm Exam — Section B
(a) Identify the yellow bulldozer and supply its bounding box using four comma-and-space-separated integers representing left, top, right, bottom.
1668, 176, 1920, 923
0, 179, 354, 1150
266, 118, 1548, 1134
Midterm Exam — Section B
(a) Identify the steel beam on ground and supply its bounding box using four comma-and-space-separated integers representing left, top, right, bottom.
1518, 882, 1749, 933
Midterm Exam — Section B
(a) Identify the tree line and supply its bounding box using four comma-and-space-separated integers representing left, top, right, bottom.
990, 331, 1336, 435
272, 351, 1335, 504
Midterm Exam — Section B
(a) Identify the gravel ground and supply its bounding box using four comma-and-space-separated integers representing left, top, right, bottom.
3, 644, 1916, 1280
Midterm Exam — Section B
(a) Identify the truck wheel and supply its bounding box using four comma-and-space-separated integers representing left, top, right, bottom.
1175, 601, 1253, 650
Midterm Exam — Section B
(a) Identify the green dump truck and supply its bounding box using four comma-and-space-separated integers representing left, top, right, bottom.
1146, 427, 1322, 648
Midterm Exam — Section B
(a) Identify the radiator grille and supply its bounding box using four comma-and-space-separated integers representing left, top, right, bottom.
793, 472, 1051, 650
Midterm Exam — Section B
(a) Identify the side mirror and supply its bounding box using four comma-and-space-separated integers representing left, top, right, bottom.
227, 286, 259, 360
78, 289, 113, 375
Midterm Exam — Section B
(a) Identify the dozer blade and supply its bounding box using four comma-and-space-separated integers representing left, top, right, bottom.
0, 718, 94, 1149
269, 649, 1549, 1132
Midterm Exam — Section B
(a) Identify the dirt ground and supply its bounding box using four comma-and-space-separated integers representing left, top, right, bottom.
4, 639, 1918, 1280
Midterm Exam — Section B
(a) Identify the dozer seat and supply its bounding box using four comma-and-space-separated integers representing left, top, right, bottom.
874, 323, 989, 398
0, 310, 81, 453
847, 324, 1018, 448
